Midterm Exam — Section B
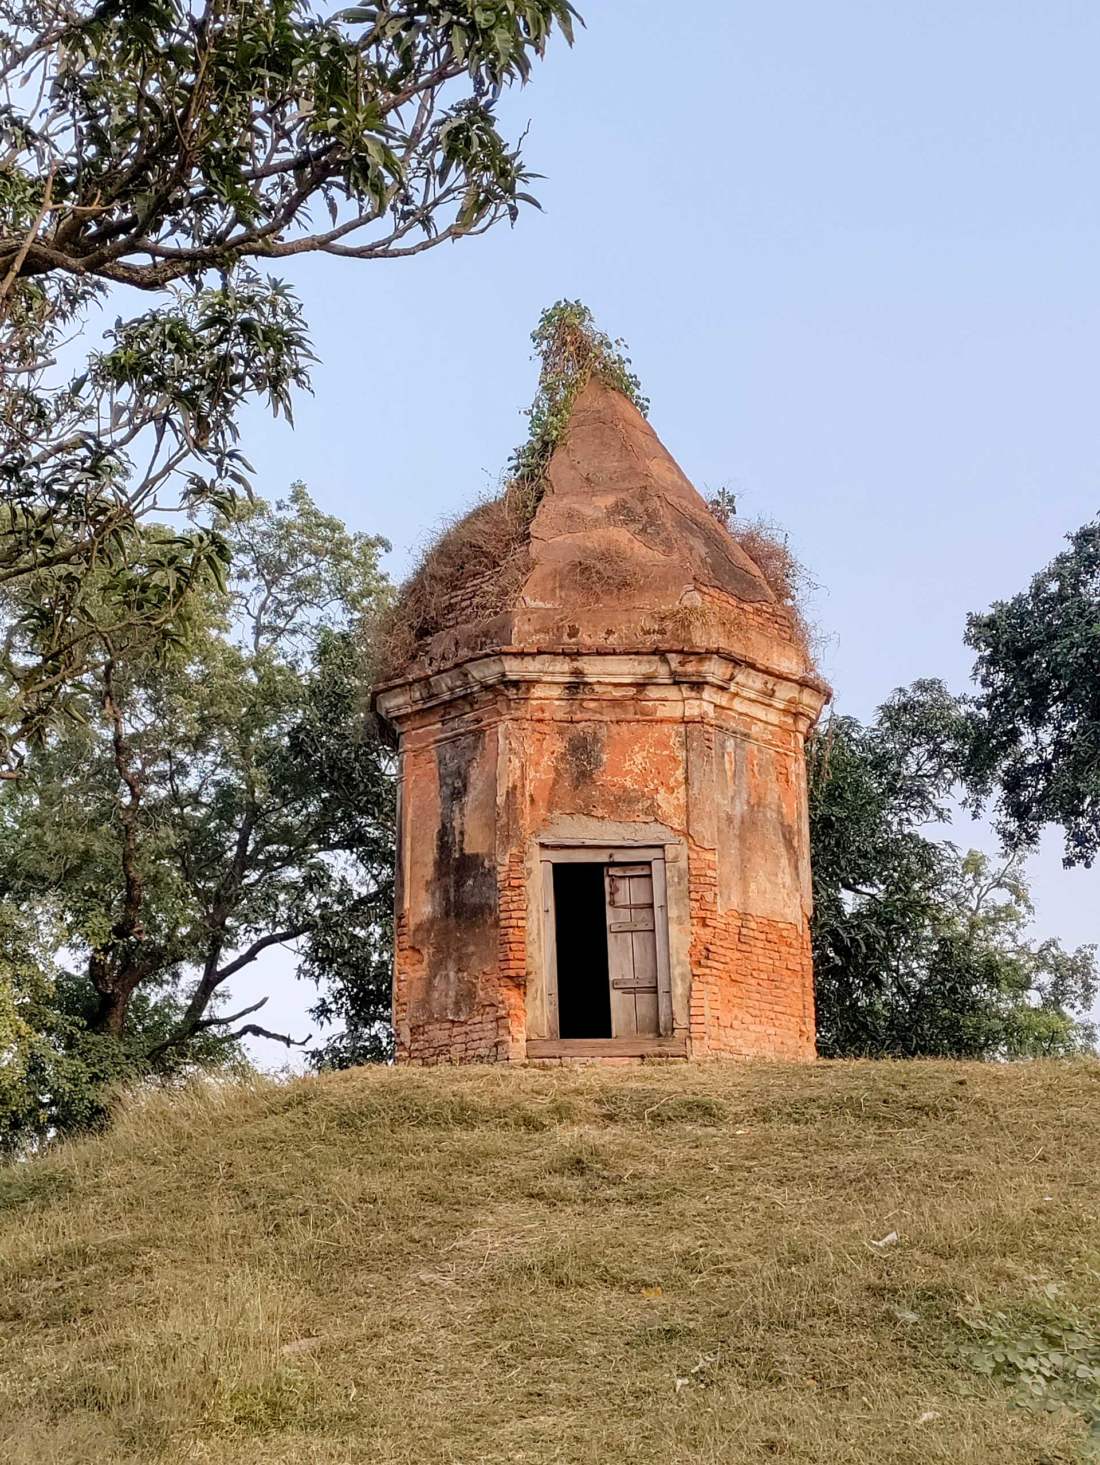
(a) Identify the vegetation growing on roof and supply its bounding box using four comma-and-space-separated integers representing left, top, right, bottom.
729, 515, 819, 660
705, 490, 820, 664
376, 301, 647, 676
508, 299, 649, 489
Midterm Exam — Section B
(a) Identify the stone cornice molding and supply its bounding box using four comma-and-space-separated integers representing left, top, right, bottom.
375, 648, 828, 736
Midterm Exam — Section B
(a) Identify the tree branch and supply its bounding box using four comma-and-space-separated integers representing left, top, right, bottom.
213, 925, 309, 985
195, 996, 269, 1030
221, 1022, 311, 1049
0, 163, 56, 305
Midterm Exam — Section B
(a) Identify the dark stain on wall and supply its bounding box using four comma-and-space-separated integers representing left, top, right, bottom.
499, 781, 521, 847
434, 731, 497, 922
415, 731, 498, 1020
564, 726, 605, 787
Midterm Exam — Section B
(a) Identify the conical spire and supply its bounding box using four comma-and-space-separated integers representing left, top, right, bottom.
520, 377, 774, 612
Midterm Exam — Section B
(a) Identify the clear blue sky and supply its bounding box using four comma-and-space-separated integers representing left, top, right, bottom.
230, 0, 1100, 1061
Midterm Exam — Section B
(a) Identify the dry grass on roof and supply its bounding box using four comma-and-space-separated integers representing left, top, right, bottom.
375, 485, 537, 679
564, 542, 641, 604
2, 1060, 1100, 1462
728, 515, 820, 666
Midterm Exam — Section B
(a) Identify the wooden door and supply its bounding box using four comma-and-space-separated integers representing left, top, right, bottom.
604, 864, 660, 1038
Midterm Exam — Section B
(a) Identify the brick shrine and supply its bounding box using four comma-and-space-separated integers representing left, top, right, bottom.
374, 377, 829, 1063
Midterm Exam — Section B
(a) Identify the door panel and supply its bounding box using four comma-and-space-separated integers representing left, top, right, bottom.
604, 863, 660, 1037
634, 987, 661, 1037
608, 911, 655, 933
630, 905, 660, 1035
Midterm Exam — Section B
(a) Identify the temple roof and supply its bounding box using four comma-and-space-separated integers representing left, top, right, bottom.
379, 378, 818, 689
520, 377, 774, 612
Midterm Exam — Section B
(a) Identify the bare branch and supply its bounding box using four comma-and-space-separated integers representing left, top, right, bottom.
196, 996, 269, 1029
0, 163, 56, 305
213, 925, 310, 986
223, 1022, 311, 1049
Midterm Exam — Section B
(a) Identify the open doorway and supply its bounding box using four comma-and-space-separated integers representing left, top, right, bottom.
552, 863, 612, 1039
542, 848, 671, 1043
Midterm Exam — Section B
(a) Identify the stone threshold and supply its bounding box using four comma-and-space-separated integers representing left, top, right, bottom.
525, 1037, 689, 1060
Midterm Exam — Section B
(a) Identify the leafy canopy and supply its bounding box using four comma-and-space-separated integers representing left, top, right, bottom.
0, 0, 578, 771
809, 683, 1097, 1059
0, 485, 395, 1153
1, 0, 579, 292
965, 517, 1100, 867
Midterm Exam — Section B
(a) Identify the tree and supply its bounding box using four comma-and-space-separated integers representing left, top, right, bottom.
0, 903, 66, 1152
0, 485, 395, 1149
965, 517, 1100, 867
809, 685, 1097, 1059
1, 0, 578, 295
0, 0, 579, 769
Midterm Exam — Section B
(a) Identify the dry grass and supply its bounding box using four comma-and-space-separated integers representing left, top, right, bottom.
728, 515, 820, 665
646, 602, 711, 644
3, 1060, 1100, 1464
376, 486, 537, 679
729, 519, 803, 605
564, 544, 641, 604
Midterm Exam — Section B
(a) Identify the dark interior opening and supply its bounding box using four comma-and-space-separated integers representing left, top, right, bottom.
553, 862, 611, 1039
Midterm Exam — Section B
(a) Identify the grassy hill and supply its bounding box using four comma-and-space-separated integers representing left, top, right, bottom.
3, 1061, 1100, 1465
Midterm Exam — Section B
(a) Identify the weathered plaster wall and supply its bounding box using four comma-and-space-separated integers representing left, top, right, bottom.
394, 723, 514, 1063
687, 844, 815, 1060
681, 711, 816, 1060
389, 654, 819, 1065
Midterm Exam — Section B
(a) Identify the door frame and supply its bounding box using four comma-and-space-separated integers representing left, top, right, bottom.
538, 844, 674, 1041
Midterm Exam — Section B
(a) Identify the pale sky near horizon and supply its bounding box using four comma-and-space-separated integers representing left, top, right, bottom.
221, 0, 1100, 1065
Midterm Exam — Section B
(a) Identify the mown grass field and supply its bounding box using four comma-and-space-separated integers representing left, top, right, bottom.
2, 1060, 1099, 1464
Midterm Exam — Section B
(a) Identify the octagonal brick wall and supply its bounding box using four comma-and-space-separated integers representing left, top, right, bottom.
382, 651, 822, 1064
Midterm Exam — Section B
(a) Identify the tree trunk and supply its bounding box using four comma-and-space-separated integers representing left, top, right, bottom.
91, 984, 130, 1036
88, 949, 151, 1035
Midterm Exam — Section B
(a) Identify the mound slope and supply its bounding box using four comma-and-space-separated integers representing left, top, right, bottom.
2, 1060, 1099, 1464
